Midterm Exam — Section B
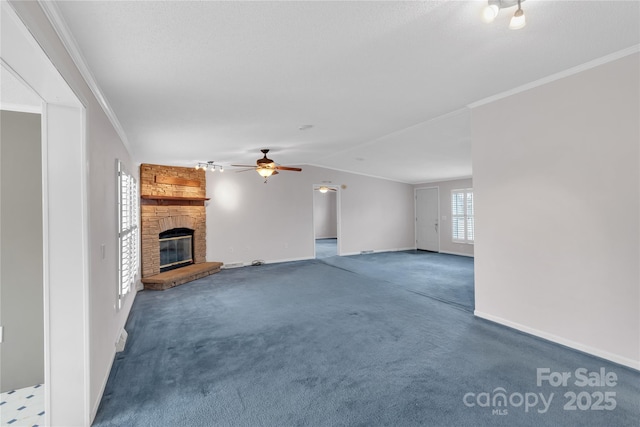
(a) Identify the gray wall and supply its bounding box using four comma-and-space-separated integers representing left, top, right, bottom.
207, 165, 416, 264
0, 110, 44, 391
472, 53, 639, 368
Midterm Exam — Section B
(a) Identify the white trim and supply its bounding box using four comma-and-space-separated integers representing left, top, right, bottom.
340, 247, 416, 257
265, 256, 315, 264
38, 0, 132, 154
468, 45, 640, 108
221, 262, 245, 269
0, 102, 42, 114
92, 323, 126, 421
413, 176, 473, 186
221, 256, 318, 268
80, 106, 91, 426
91, 347, 115, 421
439, 250, 474, 258
40, 104, 52, 427
474, 311, 640, 371
304, 163, 412, 185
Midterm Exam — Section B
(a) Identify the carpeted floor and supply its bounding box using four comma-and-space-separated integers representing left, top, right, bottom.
93, 253, 639, 427
315, 238, 337, 259
323, 250, 474, 311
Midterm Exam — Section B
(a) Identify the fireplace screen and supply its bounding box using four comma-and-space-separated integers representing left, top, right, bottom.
159, 233, 193, 272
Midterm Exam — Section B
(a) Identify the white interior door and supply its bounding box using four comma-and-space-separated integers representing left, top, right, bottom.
416, 188, 439, 252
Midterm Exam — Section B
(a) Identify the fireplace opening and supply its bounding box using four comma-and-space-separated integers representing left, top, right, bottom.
159, 228, 194, 272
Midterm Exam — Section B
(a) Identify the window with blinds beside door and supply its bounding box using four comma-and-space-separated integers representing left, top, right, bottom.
452, 188, 474, 244
117, 160, 139, 309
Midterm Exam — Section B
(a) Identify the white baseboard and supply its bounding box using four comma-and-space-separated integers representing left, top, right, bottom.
222, 256, 315, 268
439, 250, 474, 258
474, 310, 640, 371
221, 262, 245, 269
91, 347, 116, 423
265, 256, 315, 264
340, 247, 416, 257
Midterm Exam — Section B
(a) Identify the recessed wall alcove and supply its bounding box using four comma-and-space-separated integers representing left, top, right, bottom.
140, 164, 222, 290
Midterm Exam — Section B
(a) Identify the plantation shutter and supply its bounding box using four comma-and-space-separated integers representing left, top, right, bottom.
452, 188, 474, 244
118, 160, 139, 308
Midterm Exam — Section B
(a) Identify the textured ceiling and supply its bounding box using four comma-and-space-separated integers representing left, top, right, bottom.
54, 1, 639, 183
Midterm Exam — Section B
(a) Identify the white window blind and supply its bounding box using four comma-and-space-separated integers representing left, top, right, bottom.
118, 160, 139, 309
452, 188, 474, 244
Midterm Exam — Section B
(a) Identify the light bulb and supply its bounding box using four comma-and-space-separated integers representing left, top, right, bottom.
482, 4, 499, 23
319, 186, 328, 193
509, 7, 526, 29
219, 167, 224, 173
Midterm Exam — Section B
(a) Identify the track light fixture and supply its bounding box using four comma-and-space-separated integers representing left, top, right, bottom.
195, 161, 224, 172
509, 0, 526, 30
482, 0, 526, 30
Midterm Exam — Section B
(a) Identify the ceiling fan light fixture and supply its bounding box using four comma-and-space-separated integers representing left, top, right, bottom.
509, 1, 526, 29
319, 186, 329, 193
257, 167, 274, 178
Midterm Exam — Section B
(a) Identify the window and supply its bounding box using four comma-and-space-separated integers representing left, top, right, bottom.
117, 160, 139, 309
452, 188, 474, 244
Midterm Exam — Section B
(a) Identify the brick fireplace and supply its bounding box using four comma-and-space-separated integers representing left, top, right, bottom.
140, 163, 221, 290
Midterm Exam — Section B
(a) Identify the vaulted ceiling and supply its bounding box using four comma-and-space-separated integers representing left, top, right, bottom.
53, 1, 639, 183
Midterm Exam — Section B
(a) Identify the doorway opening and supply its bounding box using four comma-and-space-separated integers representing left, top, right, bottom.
313, 185, 339, 258
0, 85, 45, 426
2, 3, 89, 425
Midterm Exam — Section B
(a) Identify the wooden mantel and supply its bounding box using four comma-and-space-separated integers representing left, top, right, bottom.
140, 194, 209, 206
141, 195, 210, 201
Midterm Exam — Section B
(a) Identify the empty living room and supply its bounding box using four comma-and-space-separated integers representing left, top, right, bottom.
1, 1, 638, 426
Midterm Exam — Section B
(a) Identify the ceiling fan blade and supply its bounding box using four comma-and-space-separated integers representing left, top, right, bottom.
275, 166, 302, 172
235, 168, 255, 173
231, 164, 257, 168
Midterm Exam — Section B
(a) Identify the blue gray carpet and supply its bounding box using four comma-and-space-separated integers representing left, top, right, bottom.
93, 254, 639, 426
315, 238, 337, 259
323, 250, 474, 311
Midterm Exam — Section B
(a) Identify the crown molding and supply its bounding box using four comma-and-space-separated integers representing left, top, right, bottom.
468, 44, 640, 109
38, 0, 133, 155
303, 163, 413, 185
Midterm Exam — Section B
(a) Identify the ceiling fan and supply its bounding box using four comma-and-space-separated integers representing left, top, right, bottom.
231, 149, 302, 182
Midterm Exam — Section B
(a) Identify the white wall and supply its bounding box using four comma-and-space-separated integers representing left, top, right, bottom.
206, 165, 415, 264
10, 1, 139, 422
313, 190, 337, 239
472, 53, 639, 369
415, 178, 474, 257
0, 111, 44, 392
